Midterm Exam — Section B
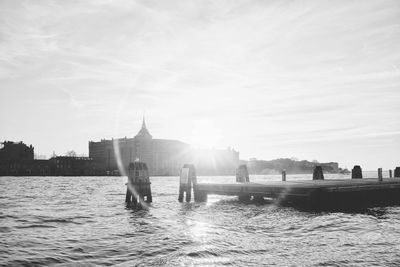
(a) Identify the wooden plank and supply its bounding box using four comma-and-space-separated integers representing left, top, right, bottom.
194, 178, 400, 210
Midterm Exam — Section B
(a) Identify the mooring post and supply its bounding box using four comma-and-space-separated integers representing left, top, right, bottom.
126, 162, 152, 207
188, 164, 197, 202
389, 170, 393, 178
193, 169, 207, 203
126, 165, 136, 206
178, 164, 196, 202
236, 164, 249, 183
125, 187, 132, 203
282, 170, 286, 181
184, 164, 206, 202
235, 165, 251, 201
313, 166, 324, 180
178, 166, 190, 202
146, 178, 152, 202
394, 167, 400, 178
351, 165, 363, 179
378, 168, 383, 182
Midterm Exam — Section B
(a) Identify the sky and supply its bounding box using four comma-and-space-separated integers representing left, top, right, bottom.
0, 0, 399, 170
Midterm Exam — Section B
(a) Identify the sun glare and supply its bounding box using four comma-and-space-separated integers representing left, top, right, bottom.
190, 120, 221, 149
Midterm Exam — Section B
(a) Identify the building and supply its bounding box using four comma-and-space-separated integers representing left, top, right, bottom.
89, 118, 239, 176
0, 158, 52, 176
0, 141, 102, 176
0, 141, 40, 176
49, 156, 100, 176
0, 141, 34, 161
245, 158, 341, 174
0, 120, 240, 176
0, 141, 51, 176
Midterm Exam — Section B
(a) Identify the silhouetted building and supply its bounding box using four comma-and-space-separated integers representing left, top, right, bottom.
89, 118, 239, 175
0, 141, 34, 161
0, 159, 52, 176
89, 118, 191, 175
49, 156, 100, 176
0, 141, 104, 176
245, 158, 340, 174
1, 120, 240, 176
0, 141, 42, 176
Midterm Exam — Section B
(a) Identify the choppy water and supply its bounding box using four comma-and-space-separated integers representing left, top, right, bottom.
1, 174, 400, 266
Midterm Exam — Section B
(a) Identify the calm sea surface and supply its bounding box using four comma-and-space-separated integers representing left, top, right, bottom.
1, 174, 400, 266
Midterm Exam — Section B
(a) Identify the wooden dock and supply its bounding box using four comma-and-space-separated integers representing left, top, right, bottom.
193, 178, 400, 210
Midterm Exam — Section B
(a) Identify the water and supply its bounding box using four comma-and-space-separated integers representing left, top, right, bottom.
1, 175, 400, 266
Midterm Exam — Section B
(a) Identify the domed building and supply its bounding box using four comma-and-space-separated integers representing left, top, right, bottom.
89, 117, 191, 175
89, 118, 239, 176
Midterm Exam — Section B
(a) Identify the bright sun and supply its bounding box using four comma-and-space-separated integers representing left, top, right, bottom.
189, 120, 221, 149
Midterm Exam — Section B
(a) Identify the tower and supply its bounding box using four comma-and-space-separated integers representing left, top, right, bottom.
134, 116, 153, 174
136, 116, 152, 139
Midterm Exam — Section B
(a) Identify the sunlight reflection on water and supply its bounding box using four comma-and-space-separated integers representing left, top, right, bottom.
1, 175, 400, 266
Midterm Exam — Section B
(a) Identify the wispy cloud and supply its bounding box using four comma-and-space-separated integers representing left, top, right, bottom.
0, 0, 399, 168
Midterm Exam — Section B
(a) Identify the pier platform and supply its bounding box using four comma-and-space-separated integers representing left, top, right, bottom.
193, 178, 400, 210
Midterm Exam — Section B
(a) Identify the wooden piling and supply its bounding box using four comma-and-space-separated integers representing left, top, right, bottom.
235, 164, 250, 201
178, 167, 189, 202
194, 190, 208, 202
125, 162, 152, 207
236, 165, 249, 183
282, 170, 286, 182
238, 194, 251, 202
395, 167, 400, 178
378, 168, 383, 182
253, 195, 265, 202
125, 187, 132, 203
352, 165, 363, 179
313, 166, 324, 180
178, 164, 196, 202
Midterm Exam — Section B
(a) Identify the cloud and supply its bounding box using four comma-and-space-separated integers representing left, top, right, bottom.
0, 0, 399, 168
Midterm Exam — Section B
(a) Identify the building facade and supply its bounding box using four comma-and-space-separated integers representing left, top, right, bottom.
0, 141, 105, 176
89, 118, 239, 176
0, 141, 34, 161
50, 156, 102, 176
